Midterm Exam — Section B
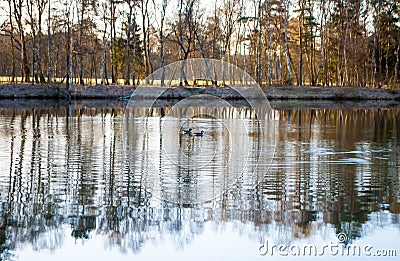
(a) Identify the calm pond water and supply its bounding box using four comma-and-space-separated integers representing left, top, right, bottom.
0, 100, 399, 260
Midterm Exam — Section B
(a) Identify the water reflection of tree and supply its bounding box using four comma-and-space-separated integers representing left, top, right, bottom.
265, 108, 400, 242
0, 106, 399, 257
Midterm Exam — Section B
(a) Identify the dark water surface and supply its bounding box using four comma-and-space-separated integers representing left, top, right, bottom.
0, 100, 399, 260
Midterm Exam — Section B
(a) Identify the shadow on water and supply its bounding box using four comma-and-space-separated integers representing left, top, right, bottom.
0, 100, 399, 259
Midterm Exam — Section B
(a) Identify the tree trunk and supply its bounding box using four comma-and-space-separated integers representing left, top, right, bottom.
22, 32, 30, 82
267, 4, 273, 86
101, 8, 107, 85
94, 54, 97, 85
33, 33, 38, 84
47, 0, 52, 83
384, 37, 390, 86
7, 0, 16, 82
179, 0, 183, 87
133, 16, 137, 85
37, 1, 46, 83
110, 0, 116, 84
299, 12, 303, 86
160, 0, 167, 86
342, 8, 349, 86
66, 10, 73, 94
298, 0, 306, 86
77, 3, 84, 85
69, 32, 73, 93
284, 0, 293, 85
372, 1, 380, 87
394, 43, 400, 86
27, 0, 38, 84
141, 0, 149, 83
13, 0, 30, 82
146, 13, 153, 80
315, 0, 325, 85
125, 2, 133, 85
101, 39, 107, 85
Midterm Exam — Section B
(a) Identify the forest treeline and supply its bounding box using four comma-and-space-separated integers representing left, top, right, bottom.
0, 0, 399, 88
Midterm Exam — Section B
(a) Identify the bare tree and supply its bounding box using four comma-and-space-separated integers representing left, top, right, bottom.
125, 0, 136, 85
27, 0, 38, 83
167, 0, 200, 86
100, 2, 109, 85
36, 0, 48, 83
395, 43, 400, 85
60, 0, 74, 92
47, 0, 53, 83
266, 0, 273, 85
27, 0, 48, 83
77, 0, 84, 84
220, 0, 241, 68
315, 0, 327, 85
6, 0, 16, 82
372, 0, 380, 87
110, 0, 118, 84
0, 0, 399, 89
140, 0, 150, 82
132, 15, 138, 85
159, 0, 167, 86
284, 0, 293, 85
257, 0, 263, 84
297, 0, 305, 86
13, 0, 30, 82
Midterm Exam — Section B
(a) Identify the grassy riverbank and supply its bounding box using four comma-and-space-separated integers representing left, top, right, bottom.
1, 83, 400, 100
1, 99, 399, 111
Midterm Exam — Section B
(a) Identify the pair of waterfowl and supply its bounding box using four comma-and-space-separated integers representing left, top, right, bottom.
182, 128, 204, 137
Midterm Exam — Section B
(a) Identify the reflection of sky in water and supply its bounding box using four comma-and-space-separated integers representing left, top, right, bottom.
16, 223, 400, 261
0, 104, 399, 260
